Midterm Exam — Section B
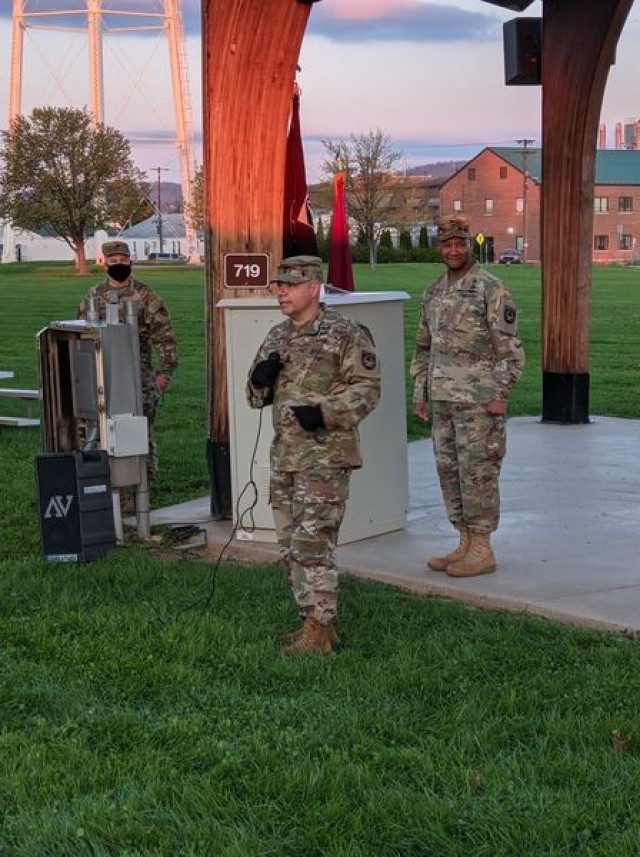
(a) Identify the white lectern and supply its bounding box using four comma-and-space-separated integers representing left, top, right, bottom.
218, 291, 410, 545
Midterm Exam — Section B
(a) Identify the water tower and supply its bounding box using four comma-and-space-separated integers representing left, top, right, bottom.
2, 0, 198, 263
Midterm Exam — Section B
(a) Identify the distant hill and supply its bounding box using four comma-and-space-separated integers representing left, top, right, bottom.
147, 182, 183, 213
406, 161, 465, 179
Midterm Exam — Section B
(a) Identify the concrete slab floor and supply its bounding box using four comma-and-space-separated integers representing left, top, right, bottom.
146, 416, 640, 636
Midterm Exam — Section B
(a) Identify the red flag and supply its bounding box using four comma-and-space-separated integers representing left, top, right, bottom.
283, 88, 318, 258
327, 171, 354, 292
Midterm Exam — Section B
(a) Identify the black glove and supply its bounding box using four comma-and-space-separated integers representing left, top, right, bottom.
292, 404, 325, 431
250, 352, 283, 388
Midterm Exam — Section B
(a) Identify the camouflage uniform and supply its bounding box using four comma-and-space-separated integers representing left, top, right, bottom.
247, 304, 380, 625
410, 261, 525, 534
77, 277, 178, 483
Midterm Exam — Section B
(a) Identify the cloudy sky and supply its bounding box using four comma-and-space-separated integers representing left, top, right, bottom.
1, 0, 640, 183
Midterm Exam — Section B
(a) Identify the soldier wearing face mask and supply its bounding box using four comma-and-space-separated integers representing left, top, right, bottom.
77, 240, 178, 490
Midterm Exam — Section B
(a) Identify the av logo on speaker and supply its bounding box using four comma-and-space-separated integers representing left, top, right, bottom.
44, 495, 74, 519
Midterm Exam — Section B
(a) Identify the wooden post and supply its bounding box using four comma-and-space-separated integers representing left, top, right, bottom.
541, 0, 634, 422
201, 0, 314, 516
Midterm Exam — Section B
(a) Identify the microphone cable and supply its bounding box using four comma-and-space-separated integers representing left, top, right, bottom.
170, 405, 267, 621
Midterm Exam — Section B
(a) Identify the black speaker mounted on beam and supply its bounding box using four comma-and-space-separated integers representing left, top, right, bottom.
503, 17, 542, 86
482, 0, 535, 9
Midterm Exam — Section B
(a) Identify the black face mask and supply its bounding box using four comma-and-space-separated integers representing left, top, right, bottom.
107, 263, 131, 283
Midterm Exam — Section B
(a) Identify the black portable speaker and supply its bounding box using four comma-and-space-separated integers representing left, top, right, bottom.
36, 450, 116, 562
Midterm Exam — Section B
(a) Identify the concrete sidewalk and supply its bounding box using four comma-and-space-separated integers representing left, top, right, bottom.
148, 416, 640, 635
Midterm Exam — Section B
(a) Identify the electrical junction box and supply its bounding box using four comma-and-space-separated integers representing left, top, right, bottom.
105, 414, 148, 457
36, 450, 116, 562
218, 291, 410, 545
37, 317, 147, 491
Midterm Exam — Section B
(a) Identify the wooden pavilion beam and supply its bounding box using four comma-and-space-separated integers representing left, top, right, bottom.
540, 0, 634, 421
201, 0, 314, 515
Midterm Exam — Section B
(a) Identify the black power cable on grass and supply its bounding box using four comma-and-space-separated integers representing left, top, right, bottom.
172, 407, 266, 620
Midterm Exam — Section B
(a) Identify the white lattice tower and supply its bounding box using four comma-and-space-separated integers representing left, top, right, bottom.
3, 0, 198, 263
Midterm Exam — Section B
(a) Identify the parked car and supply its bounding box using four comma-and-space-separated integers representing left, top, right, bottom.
498, 248, 523, 264
148, 252, 187, 262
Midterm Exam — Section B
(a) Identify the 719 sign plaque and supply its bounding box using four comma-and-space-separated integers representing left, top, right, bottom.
224, 253, 270, 289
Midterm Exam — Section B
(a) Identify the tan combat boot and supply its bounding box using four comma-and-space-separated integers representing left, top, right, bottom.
281, 617, 335, 657
427, 529, 472, 572
279, 620, 339, 646
446, 533, 496, 577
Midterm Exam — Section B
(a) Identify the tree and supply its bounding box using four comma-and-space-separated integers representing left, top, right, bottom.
0, 106, 151, 274
321, 129, 401, 269
315, 216, 328, 261
399, 229, 413, 254
186, 162, 205, 232
379, 229, 394, 249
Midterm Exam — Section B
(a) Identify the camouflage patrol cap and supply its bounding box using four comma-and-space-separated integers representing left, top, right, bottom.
438, 215, 472, 243
102, 240, 131, 258
270, 255, 323, 285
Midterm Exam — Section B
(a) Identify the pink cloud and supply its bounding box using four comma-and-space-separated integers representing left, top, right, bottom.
325, 0, 419, 21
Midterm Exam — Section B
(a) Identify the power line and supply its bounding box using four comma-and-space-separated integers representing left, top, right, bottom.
150, 166, 170, 253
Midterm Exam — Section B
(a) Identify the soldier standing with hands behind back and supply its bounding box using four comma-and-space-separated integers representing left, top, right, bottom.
247, 256, 380, 657
411, 215, 524, 577
78, 240, 178, 491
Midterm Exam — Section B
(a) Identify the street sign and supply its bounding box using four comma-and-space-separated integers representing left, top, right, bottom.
475, 232, 485, 246
224, 253, 270, 288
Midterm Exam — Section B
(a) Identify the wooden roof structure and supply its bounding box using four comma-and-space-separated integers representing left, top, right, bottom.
535, 0, 634, 422
201, 0, 635, 514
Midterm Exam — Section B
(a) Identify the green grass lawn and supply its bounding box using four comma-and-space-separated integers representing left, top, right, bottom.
1, 261, 640, 853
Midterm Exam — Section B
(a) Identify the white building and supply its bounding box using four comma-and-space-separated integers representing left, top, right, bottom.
1, 215, 203, 264
1, 220, 103, 263
120, 214, 204, 261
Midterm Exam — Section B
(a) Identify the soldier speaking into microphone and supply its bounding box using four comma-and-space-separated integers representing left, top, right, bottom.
247, 256, 380, 656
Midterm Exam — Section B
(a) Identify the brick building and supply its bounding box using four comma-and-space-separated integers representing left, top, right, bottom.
440, 147, 541, 263
440, 147, 640, 265
590, 150, 640, 264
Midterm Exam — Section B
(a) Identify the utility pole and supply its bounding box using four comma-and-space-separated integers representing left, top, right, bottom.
151, 167, 169, 253
517, 138, 535, 262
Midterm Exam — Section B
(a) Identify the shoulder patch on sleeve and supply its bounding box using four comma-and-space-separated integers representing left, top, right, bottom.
497, 298, 518, 334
